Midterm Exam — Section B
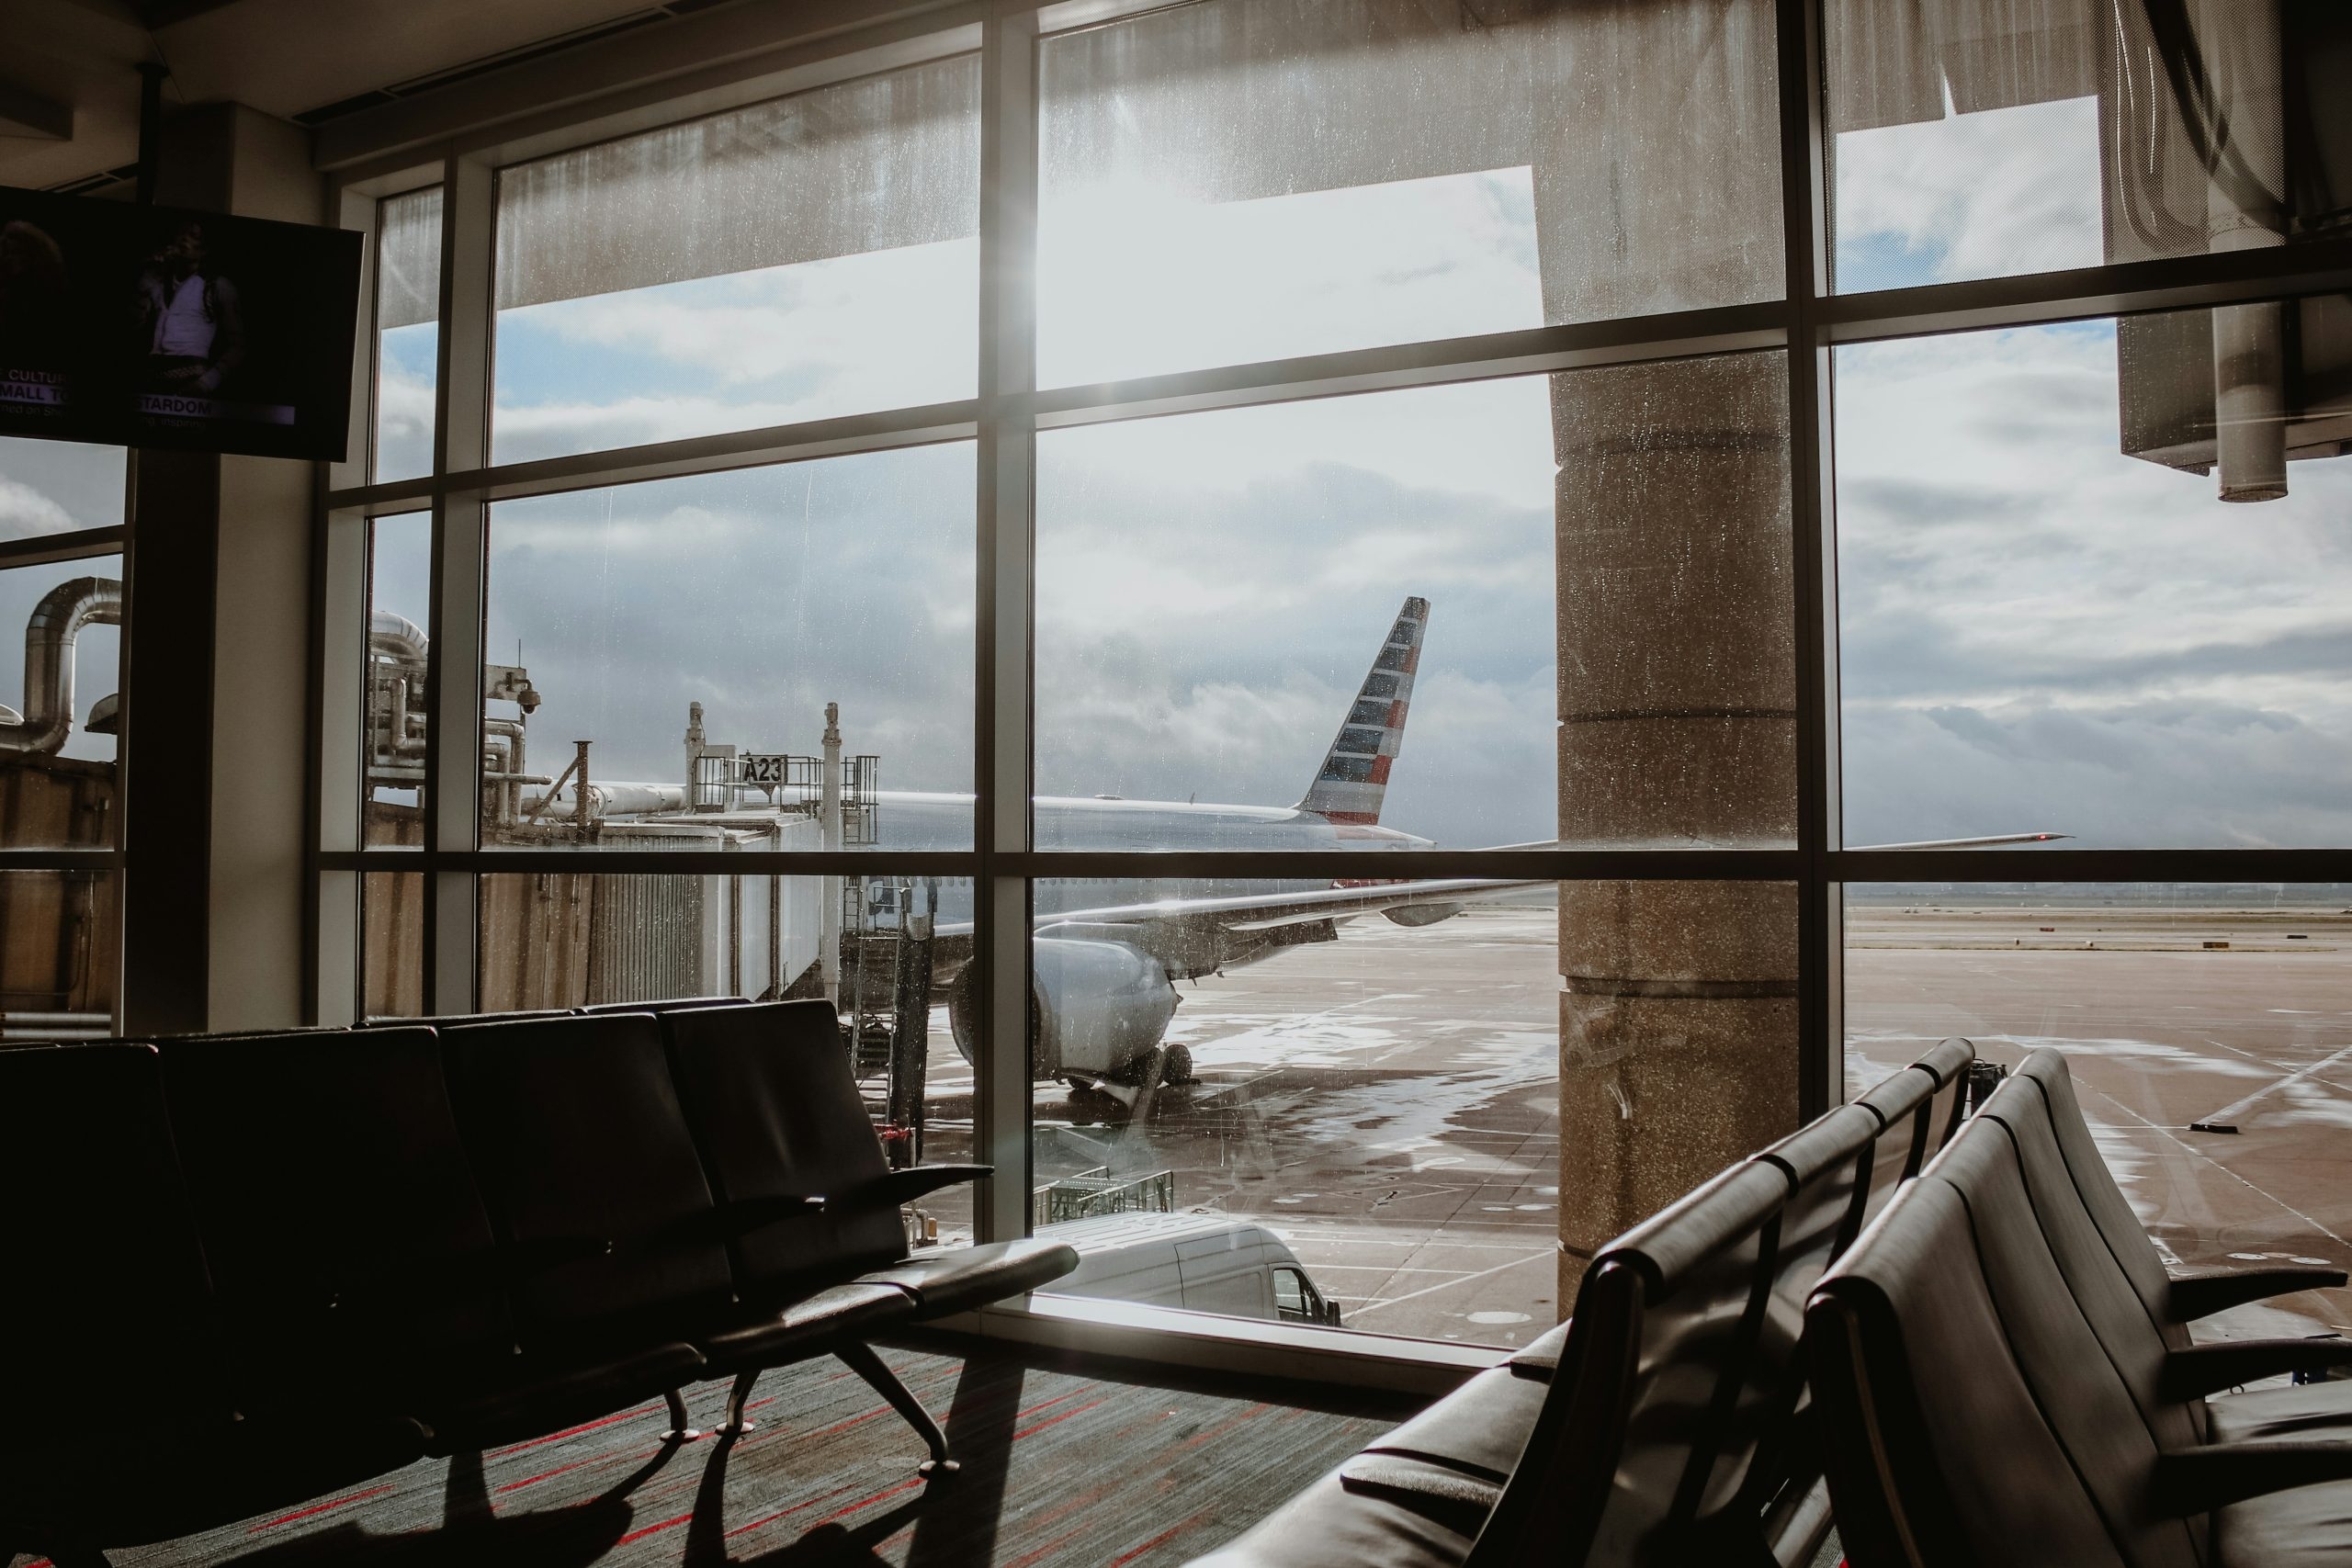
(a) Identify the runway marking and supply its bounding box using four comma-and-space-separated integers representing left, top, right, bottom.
2083, 1087, 2349, 1252
2194, 1043, 2352, 1126
1340, 1249, 1553, 1317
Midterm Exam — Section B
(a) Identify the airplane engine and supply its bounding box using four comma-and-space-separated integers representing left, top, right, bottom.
1384, 902, 1461, 928
948, 936, 1180, 1082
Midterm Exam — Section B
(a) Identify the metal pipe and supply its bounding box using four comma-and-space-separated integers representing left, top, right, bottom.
0, 577, 123, 757
369, 610, 429, 668
0, 1010, 113, 1028
820, 702, 843, 1007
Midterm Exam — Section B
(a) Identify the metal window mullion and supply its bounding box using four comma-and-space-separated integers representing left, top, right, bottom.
424, 151, 496, 1014
974, 1, 1040, 1247
1780, 0, 1838, 1120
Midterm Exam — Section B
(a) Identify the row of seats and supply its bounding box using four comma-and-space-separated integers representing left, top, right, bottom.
1196, 1041, 2343, 1568
1810, 1050, 2352, 1566
0, 998, 1079, 1567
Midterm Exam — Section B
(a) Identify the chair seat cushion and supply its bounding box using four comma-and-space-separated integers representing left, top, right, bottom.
418, 1339, 706, 1452
855, 1239, 1080, 1317
700, 1281, 913, 1372
0, 1411, 427, 1551
2205, 1380, 2352, 1444
1358, 1363, 1548, 1483
2214, 1479, 2352, 1565
1184, 1465, 1479, 1568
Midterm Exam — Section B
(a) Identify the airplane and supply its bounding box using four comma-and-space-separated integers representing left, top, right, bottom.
855, 597, 2066, 1090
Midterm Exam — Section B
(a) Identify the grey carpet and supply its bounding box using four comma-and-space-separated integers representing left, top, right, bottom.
17, 1339, 1412, 1568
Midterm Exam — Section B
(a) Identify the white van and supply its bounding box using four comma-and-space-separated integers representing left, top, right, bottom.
1038, 1212, 1343, 1326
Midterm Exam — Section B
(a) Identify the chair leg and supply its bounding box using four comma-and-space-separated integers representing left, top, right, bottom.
834, 1340, 956, 1477
660, 1385, 702, 1442
718, 1368, 762, 1435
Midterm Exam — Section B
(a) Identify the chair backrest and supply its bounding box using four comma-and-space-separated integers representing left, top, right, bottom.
2008, 1050, 2184, 1348
1851, 1062, 1935, 1224
361, 1008, 571, 1029
0, 1044, 234, 1443
1808, 1175, 2130, 1568
1711, 1106, 1882, 1542
1911, 1037, 1974, 1170
1922, 1121, 2199, 1568
159, 1026, 513, 1401
1977, 1074, 2207, 1441
581, 996, 747, 1016
661, 1000, 904, 1290
1470, 1158, 1789, 1565
443, 1012, 736, 1349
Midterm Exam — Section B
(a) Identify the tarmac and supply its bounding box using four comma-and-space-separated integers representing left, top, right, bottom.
903, 900, 2351, 1347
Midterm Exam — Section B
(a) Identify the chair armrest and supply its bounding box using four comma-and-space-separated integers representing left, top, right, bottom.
2158, 1337, 2352, 1400
2168, 1262, 2349, 1322
827, 1166, 993, 1212
2153, 1441, 2352, 1515
712, 1193, 825, 1239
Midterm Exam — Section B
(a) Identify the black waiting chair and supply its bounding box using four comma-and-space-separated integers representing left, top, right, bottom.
0, 1044, 427, 1567
158, 1026, 707, 1453
659, 1000, 1080, 1449
1851, 1036, 1973, 1187
582, 995, 749, 1015
439, 1012, 921, 1451
2007, 1050, 2346, 1343
1808, 1114, 2352, 1567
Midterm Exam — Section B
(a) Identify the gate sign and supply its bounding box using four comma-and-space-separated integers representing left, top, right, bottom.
740, 753, 787, 786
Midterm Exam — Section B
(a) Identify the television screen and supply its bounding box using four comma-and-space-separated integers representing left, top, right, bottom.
0, 186, 363, 461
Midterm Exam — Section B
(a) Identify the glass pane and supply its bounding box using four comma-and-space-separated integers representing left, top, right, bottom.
1836, 299, 2352, 850
1034, 355, 1793, 851
1026, 877, 1565, 1347
491, 56, 979, 464
0, 869, 116, 1039
1826, 0, 2348, 291
364, 512, 429, 844
475, 870, 971, 1240
361, 869, 424, 1020
0, 434, 123, 539
373, 187, 441, 483
0, 556, 122, 848
1037, 0, 1781, 386
1845, 882, 2351, 1331
480, 445, 974, 851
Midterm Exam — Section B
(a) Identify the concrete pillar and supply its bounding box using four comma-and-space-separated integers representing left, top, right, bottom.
123, 102, 322, 1034
1523, 0, 1799, 1291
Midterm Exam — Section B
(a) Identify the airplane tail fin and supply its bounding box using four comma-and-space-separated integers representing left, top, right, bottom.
1296, 596, 1428, 825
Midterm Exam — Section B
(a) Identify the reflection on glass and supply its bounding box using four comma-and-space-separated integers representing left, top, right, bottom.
364, 513, 429, 843
0, 557, 122, 849
480, 445, 974, 851
374, 187, 441, 482
1037, 0, 1781, 386
1826, 0, 2346, 291
475, 870, 970, 1238
0, 434, 124, 538
1835, 304, 2352, 850
1024, 877, 1562, 1347
490, 56, 978, 464
0, 870, 116, 1038
361, 870, 423, 1019
1844, 881, 2351, 1329
1035, 355, 1794, 852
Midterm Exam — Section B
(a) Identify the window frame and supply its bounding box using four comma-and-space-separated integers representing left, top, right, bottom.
307, 0, 2352, 1389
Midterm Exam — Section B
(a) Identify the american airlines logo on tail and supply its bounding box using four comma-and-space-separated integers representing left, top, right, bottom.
1295, 595, 1427, 827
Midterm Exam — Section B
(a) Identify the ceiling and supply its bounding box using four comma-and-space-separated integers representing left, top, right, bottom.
0, 0, 677, 191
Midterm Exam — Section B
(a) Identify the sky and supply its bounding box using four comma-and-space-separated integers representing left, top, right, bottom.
6, 72, 2345, 853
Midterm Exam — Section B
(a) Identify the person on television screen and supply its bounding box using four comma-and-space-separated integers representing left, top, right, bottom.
137, 220, 243, 395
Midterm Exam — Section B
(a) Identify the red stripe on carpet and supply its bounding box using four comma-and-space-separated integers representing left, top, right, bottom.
489, 1402, 661, 1457
1109, 1511, 1211, 1567
1179, 1402, 1270, 1450
1013, 1385, 1090, 1420
723, 1482, 858, 1539
247, 1484, 395, 1533
495, 1453, 605, 1495
1012, 1398, 1105, 1442
1001, 1517, 1099, 1568
813, 1477, 922, 1528
615, 1508, 696, 1547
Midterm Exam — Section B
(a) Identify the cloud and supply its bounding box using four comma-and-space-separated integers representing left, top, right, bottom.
0, 478, 73, 539
1834, 96, 2103, 289
1837, 321, 2352, 848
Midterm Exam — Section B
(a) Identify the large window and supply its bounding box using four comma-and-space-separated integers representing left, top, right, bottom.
322, 0, 2350, 1368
